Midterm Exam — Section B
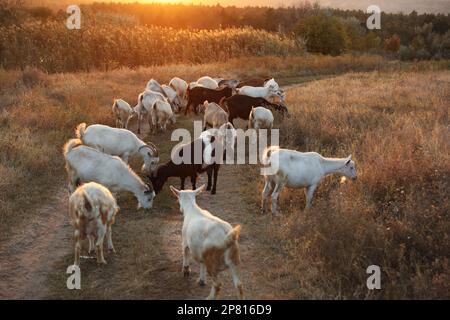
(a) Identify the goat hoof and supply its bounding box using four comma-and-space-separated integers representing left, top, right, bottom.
98, 260, 107, 265
211, 190, 216, 195
197, 278, 206, 287
108, 247, 116, 254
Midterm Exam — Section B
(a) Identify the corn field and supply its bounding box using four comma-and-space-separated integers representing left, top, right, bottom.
0, 22, 303, 73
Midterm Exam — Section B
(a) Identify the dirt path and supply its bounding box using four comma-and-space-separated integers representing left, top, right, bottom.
0, 84, 296, 300
0, 188, 71, 299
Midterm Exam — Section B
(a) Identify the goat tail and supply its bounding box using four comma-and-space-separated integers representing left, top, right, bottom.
63, 138, 82, 157
261, 145, 279, 166
75, 123, 87, 141
224, 225, 241, 248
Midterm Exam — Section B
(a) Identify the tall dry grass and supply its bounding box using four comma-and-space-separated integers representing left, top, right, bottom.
0, 22, 301, 73
0, 55, 393, 238
259, 70, 450, 299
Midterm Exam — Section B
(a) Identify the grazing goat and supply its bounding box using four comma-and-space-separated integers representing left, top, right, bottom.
76, 123, 159, 173
170, 185, 244, 300
169, 77, 188, 106
248, 107, 274, 130
237, 78, 271, 88
203, 101, 229, 130
196, 76, 219, 89
162, 84, 182, 113
64, 139, 155, 209
112, 99, 132, 129
69, 182, 119, 266
220, 95, 289, 126
261, 146, 357, 214
237, 80, 284, 102
146, 79, 166, 97
150, 123, 236, 195
185, 86, 232, 115
133, 90, 168, 134
151, 100, 176, 133
218, 79, 240, 90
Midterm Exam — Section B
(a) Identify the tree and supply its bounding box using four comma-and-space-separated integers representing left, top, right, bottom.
384, 34, 401, 53
295, 14, 349, 56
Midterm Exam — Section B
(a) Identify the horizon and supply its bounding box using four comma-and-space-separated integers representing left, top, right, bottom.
25, 0, 450, 14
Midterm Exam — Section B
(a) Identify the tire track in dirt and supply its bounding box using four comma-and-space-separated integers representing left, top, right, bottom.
0, 84, 298, 300
0, 188, 71, 299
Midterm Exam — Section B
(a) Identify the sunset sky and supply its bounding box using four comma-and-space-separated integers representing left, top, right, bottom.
124, 0, 449, 13
30, 0, 450, 13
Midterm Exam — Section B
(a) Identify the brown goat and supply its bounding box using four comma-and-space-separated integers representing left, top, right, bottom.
220, 95, 289, 126
185, 86, 233, 115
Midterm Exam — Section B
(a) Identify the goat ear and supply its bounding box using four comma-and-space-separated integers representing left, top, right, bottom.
195, 184, 206, 195
169, 186, 180, 198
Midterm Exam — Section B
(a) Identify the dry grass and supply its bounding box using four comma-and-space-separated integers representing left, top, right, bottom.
254, 70, 450, 299
0, 56, 448, 299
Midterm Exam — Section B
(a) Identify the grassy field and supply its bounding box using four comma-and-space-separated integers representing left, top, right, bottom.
0, 55, 448, 299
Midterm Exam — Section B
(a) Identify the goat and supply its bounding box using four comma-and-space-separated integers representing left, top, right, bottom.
248, 107, 274, 130
162, 84, 182, 113
150, 100, 176, 133
112, 99, 132, 129
220, 95, 289, 126
75, 123, 159, 173
169, 77, 188, 107
196, 76, 219, 89
218, 79, 240, 90
237, 78, 271, 88
146, 79, 166, 97
261, 146, 357, 214
133, 90, 168, 134
149, 123, 236, 195
170, 185, 244, 300
237, 81, 283, 102
69, 182, 119, 266
203, 101, 229, 130
185, 86, 232, 115
64, 139, 155, 210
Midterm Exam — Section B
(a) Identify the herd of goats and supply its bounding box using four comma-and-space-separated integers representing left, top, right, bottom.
62, 76, 358, 300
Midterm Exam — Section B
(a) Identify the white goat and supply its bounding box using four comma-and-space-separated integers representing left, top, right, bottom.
76, 123, 159, 173
203, 101, 229, 130
112, 99, 132, 129
169, 77, 188, 106
261, 147, 357, 214
69, 182, 119, 266
197, 76, 219, 89
248, 107, 274, 130
162, 84, 182, 113
146, 79, 166, 97
237, 78, 284, 101
64, 139, 155, 210
133, 90, 168, 134
150, 100, 176, 133
170, 185, 244, 300
200, 122, 237, 167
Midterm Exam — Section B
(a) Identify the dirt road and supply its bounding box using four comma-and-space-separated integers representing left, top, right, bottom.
0, 86, 298, 300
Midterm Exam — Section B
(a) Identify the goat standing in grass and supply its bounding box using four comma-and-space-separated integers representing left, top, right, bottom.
69, 182, 119, 266
170, 185, 244, 300
112, 99, 133, 129
261, 146, 357, 214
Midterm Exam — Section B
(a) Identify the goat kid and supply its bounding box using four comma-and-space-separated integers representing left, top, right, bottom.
170, 185, 244, 300
69, 182, 119, 266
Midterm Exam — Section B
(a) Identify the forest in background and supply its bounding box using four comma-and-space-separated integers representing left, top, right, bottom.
1, 1, 449, 72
